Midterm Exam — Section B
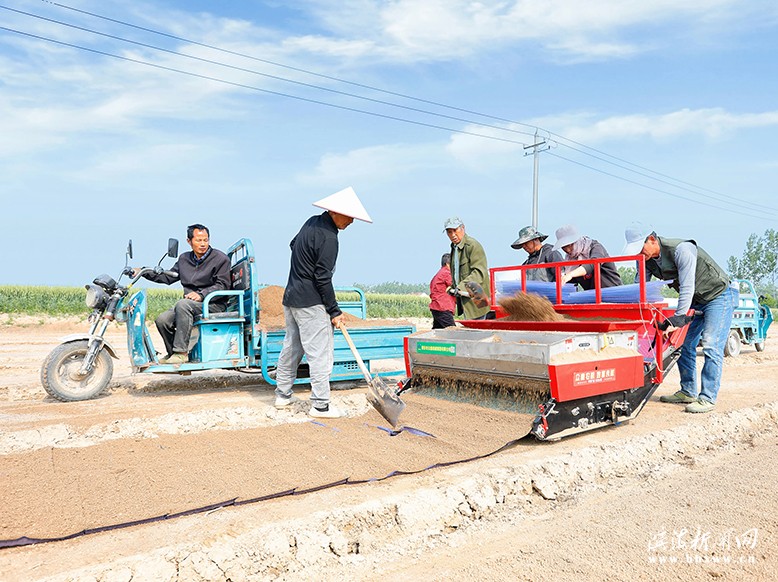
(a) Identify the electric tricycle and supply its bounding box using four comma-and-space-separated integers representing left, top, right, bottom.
724, 278, 773, 357
40, 238, 414, 401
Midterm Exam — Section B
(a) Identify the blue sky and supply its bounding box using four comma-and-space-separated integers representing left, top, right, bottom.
2, 0, 777, 290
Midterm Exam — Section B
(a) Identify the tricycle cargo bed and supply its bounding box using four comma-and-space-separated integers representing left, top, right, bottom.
260, 325, 414, 384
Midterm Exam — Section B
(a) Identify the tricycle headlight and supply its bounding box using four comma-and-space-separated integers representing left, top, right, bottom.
85, 284, 108, 309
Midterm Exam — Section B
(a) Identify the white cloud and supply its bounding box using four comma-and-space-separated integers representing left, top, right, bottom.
446, 124, 531, 170
535, 108, 778, 142
296, 0, 775, 62
300, 142, 445, 185
0, 10, 265, 158
80, 142, 202, 181
545, 38, 640, 61
443, 106, 778, 171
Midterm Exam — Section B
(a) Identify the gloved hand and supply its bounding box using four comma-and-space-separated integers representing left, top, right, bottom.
446, 286, 461, 297
464, 281, 490, 309
658, 314, 694, 331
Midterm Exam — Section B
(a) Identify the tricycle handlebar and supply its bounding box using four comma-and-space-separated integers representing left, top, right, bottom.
128, 267, 179, 285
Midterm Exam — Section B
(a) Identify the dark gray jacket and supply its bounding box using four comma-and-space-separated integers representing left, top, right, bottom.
569, 240, 622, 290
145, 247, 231, 303
522, 243, 563, 282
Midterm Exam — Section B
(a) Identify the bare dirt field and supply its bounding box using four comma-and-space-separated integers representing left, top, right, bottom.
0, 315, 777, 581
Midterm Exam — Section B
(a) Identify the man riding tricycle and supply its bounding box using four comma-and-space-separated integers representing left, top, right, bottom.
40, 235, 412, 402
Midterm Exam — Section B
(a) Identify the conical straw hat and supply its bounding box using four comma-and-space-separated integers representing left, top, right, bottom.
312, 187, 373, 223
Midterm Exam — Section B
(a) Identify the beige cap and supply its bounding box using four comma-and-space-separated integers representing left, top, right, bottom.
313, 186, 373, 223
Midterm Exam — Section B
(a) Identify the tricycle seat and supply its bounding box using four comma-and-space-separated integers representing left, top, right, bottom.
204, 311, 244, 321
198, 258, 253, 323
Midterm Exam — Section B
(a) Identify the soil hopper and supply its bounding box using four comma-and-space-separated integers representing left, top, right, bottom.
401, 255, 691, 441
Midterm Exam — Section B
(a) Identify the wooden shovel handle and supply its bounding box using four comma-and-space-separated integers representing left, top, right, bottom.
337, 322, 372, 384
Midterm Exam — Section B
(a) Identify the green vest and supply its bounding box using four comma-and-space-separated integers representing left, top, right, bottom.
647, 237, 729, 304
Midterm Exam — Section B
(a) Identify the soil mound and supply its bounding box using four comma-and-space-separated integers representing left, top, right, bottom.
258, 285, 286, 319
257, 285, 397, 329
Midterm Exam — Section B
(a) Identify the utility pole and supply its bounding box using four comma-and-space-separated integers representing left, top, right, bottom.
524, 129, 550, 229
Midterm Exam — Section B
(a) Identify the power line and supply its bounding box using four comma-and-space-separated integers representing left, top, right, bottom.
0, 25, 533, 147
40, 0, 542, 131
3, 3, 774, 218
547, 151, 773, 221
0, 5, 538, 142
552, 139, 778, 214
36, 0, 773, 213
549, 135, 778, 213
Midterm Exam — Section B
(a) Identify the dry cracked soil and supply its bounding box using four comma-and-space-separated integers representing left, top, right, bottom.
0, 314, 777, 581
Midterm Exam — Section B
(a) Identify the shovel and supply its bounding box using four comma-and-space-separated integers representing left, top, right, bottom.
337, 322, 406, 427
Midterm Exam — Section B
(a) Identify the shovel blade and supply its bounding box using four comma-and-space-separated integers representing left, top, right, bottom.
366, 377, 406, 428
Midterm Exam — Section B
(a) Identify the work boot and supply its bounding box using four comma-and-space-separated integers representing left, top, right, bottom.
659, 390, 696, 404
309, 404, 346, 419
685, 398, 715, 414
161, 352, 189, 365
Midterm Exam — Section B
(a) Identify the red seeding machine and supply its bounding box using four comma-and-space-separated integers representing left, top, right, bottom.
401, 255, 691, 441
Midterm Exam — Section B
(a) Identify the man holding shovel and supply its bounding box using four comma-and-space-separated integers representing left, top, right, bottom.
274, 187, 372, 419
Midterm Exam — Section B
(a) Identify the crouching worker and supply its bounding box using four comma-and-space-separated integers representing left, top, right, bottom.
138, 223, 231, 364
274, 187, 373, 419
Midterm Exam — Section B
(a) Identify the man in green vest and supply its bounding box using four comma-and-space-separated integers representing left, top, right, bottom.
623, 224, 738, 413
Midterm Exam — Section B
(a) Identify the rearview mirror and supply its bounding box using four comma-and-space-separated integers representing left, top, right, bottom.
168, 238, 179, 258
127, 239, 133, 260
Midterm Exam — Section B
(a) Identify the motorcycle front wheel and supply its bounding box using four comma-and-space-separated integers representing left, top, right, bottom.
40, 340, 114, 401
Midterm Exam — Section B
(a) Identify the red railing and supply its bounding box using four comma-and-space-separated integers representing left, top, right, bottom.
489, 254, 650, 307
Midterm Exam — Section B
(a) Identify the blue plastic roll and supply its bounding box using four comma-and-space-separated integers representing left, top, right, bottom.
563, 281, 670, 304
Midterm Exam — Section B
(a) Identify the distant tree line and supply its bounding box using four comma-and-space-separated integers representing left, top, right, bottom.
617, 265, 678, 297
352, 281, 428, 294
727, 229, 777, 307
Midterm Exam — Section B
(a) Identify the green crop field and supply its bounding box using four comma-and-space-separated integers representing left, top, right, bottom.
0, 286, 431, 321
362, 293, 429, 318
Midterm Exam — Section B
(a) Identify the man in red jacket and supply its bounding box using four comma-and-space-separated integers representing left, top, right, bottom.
429, 253, 456, 329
